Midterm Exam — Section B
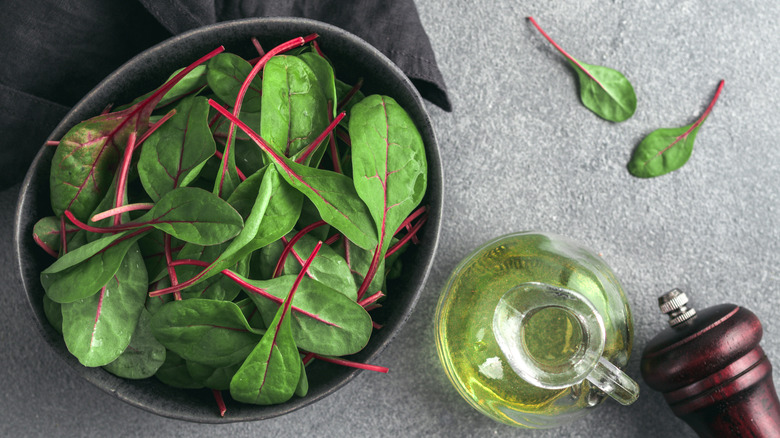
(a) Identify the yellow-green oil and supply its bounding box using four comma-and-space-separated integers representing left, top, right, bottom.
434, 232, 633, 428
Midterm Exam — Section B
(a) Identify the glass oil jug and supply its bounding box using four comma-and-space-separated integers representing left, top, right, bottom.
434, 231, 638, 428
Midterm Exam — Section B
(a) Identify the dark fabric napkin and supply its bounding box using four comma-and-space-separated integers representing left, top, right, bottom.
0, 0, 450, 188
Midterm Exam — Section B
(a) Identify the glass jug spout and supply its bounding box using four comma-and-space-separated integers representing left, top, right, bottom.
493, 282, 639, 405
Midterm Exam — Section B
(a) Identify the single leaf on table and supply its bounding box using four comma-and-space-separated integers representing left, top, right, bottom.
61, 243, 148, 367
279, 232, 357, 301
349, 94, 428, 255
207, 53, 263, 112
41, 229, 149, 303
103, 309, 167, 379
241, 273, 372, 356
261, 55, 328, 163
150, 299, 264, 368
49, 47, 223, 221
155, 351, 204, 389
133, 187, 243, 245
628, 80, 724, 178
138, 96, 216, 201
528, 17, 636, 122
209, 100, 377, 250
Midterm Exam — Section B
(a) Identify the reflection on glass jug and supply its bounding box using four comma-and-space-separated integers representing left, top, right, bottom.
434, 232, 638, 428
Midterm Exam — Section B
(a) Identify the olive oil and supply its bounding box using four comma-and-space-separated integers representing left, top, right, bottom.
434, 232, 633, 428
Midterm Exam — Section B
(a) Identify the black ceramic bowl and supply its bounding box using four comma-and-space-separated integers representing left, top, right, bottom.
14, 17, 441, 423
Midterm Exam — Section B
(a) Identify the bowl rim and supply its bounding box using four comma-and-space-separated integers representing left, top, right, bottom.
14, 16, 442, 423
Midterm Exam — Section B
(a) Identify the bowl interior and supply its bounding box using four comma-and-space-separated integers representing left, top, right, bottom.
14, 17, 441, 423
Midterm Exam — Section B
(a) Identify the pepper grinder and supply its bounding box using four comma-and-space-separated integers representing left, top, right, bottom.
641, 289, 780, 437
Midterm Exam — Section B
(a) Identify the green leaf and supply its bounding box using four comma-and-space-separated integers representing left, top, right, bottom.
241, 274, 372, 356
280, 232, 357, 301
529, 17, 636, 122
150, 299, 264, 368
628, 80, 724, 178
569, 59, 636, 122
138, 96, 216, 201
33, 216, 79, 256
186, 361, 241, 390
295, 357, 309, 397
41, 230, 149, 303
207, 53, 263, 112
61, 243, 148, 367
135, 187, 243, 245
261, 56, 329, 161
42, 294, 63, 334
230, 292, 301, 405
155, 351, 204, 389
103, 309, 166, 379
350, 95, 427, 254
175, 242, 249, 301
120, 65, 209, 110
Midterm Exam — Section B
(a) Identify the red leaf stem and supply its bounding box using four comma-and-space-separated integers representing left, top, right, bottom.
356, 245, 381, 301
647, 79, 725, 165
312, 40, 325, 58
213, 150, 247, 181
164, 234, 182, 300
386, 212, 428, 258
372, 321, 383, 330
294, 112, 346, 164
280, 236, 315, 279
33, 235, 59, 258
135, 109, 176, 148
212, 389, 227, 417
60, 214, 68, 255
251, 37, 265, 57
312, 354, 388, 373
527, 17, 604, 89
273, 220, 328, 278
357, 290, 384, 308
91, 203, 155, 223
302, 352, 316, 366
326, 101, 342, 173
284, 242, 322, 315
363, 303, 382, 312
113, 131, 138, 226
337, 78, 363, 113
46, 140, 59, 147
324, 233, 341, 246
217, 34, 318, 197
335, 127, 351, 147
393, 206, 427, 237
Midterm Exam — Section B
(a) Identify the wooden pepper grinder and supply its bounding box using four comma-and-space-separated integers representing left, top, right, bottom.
641, 289, 780, 437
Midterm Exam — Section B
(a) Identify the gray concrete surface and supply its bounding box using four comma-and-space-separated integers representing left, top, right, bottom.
2, 0, 779, 436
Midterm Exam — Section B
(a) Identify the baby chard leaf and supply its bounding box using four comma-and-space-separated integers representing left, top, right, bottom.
350, 95, 427, 255
155, 351, 204, 389
279, 232, 358, 301
628, 80, 724, 178
150, 299, 264, 368
33, 216, 78, 257
61, 243, 148, 367
138, 96, 216, 202
528, 17, 636, 122
261, 55, 329, 162
41, 229, 150, 303
102, 308, 166, 379
230, 243, 322, 405
49, 47, 224, 221
135, 187, 243, 245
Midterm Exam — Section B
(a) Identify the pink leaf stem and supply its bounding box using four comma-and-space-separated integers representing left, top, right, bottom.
164, 234, 182, 300
357, 290, 385, 308
33, 235, 59, 258
337, 78, 363, 113
527, 17, 604, 89
213, 150, 247, 181
326, 101, 342, 173
372, 321, 383, 330
302, 352, 316, 366
273, 221, 328, 278
60, 214, 68, 255
335, 127, 351, 147
46, 140, 59, 147
294, 112, 346, 164
91, 203, 154, 223
324, 233, 341, 246
356, 245, 381, 301
212, 390, 227, 417
135, 109, 177, 149
393, 206, 427, 237
280, 236, 316, 279
386, 212, 428, 258
113, 131, 138, 226
251, 37, 265, 57
312, 354, 388, 373
312, 40, 325, 58
217, 34, 319, 197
